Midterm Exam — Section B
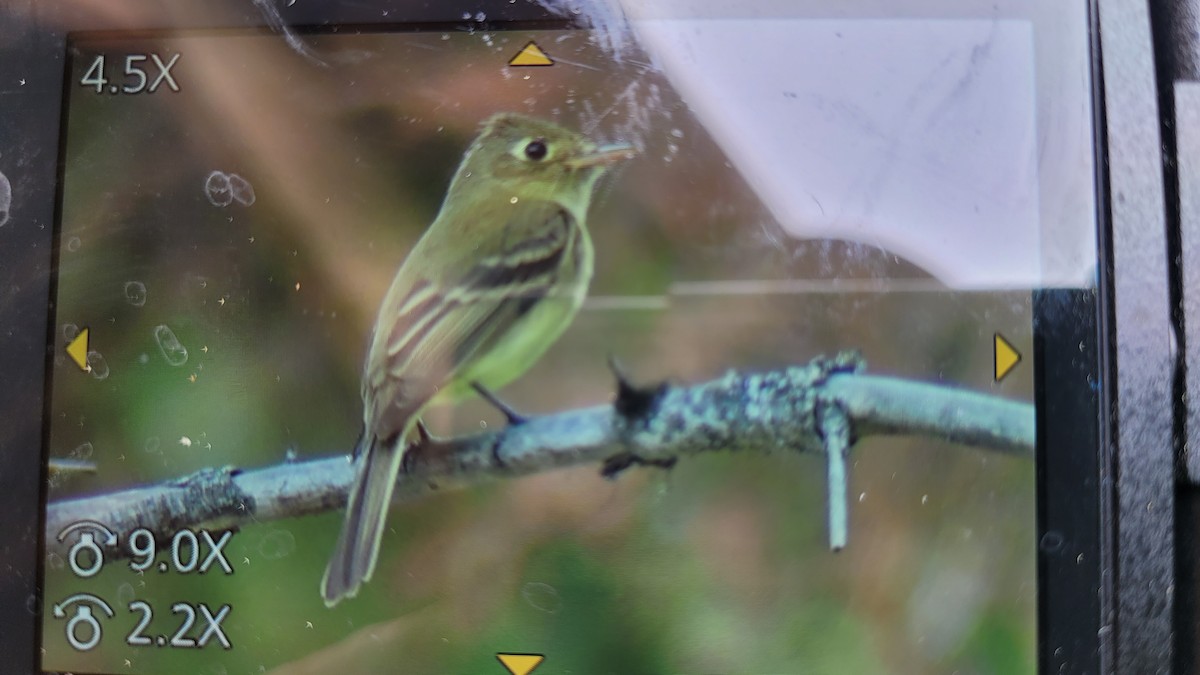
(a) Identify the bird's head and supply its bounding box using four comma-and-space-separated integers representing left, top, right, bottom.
450, 112, 636, 207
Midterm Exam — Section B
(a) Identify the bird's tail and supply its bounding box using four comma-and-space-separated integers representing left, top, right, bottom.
321, 433, 406, 606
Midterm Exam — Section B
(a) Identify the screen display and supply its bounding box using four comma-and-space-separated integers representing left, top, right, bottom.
41, 6, 1095, 673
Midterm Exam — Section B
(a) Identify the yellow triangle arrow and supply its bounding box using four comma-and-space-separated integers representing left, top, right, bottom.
994, 332, 1021, 382
66, 327, 90, 372
509, 41, 554, 67
496, 653, 544, 675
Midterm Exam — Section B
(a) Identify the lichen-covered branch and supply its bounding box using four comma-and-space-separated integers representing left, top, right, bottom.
44, 355, 1034, 559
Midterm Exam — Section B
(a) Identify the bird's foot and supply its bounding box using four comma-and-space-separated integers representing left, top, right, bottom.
601, 452, 677, 479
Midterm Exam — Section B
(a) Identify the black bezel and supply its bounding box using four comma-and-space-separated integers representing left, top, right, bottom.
0, 1, 1123, 673
1033, 288, 1105, 674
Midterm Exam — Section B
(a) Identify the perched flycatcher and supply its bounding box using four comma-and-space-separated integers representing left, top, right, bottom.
322, 113, 635, 605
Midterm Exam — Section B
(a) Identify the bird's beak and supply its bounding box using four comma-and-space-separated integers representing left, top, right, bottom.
569, 143, 638, 169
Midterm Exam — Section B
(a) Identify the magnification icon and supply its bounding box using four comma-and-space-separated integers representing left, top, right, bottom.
52, 594, 115, 651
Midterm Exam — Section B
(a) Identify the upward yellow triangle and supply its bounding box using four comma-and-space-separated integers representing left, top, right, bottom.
66, 327, 90, 372
496, 653, 544, 675
509, 41, 554, 67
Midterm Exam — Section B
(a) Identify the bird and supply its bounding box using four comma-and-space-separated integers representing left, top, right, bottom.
321, 112, 635, 605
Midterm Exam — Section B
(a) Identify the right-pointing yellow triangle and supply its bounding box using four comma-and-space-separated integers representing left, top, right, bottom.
994, 332, 1021, 382
509, 41, 554, 67
496, 653, 544, 675
66, 327, 90, 372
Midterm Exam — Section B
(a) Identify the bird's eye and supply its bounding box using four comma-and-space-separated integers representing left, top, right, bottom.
524, 139, 548, 161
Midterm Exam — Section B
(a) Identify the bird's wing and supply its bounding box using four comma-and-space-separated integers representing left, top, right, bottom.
363, 201, 577, 438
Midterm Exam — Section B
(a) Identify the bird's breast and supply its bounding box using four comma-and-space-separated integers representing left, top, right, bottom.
449, 225, 594, 398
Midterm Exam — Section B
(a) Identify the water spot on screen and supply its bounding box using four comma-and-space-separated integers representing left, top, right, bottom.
521, 582, 562, 613
1040, 531, 1065, 554
206, 171, 255, 207
66, 236, 81, 252
144, 437, 160, 453
228, 174, 256, 206
258, 529, 296, 559
117, 582, 136, 606
86, 351, 110, 380
124, 281, 147, 307
25, 594, 42, 616
47, 552, 64, 570
153, 325, 189, 366
204, 171, 234, 206
0, 169, 10, 227
62, 323, 79, 342
71, 442, 94, 460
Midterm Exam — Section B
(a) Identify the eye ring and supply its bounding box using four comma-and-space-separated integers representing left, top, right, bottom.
524, 139, 548, 161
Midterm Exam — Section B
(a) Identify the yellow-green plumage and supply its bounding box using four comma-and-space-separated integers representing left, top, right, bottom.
321, 113, 634, 605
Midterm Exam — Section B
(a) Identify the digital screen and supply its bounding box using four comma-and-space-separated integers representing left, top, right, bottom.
41, 8, 1094, 674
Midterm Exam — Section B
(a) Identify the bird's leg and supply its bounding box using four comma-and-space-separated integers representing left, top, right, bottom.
415, 420, 434, 444
471, 382, 528, 426
401, 420, 439, 474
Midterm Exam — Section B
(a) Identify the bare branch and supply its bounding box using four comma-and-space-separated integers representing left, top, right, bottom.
45, 355, 1034, 559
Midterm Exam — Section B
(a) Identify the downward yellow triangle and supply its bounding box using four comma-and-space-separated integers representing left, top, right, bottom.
66, 327, 90, 372
496, 653, 544, 675
994, 332, 1021, 382
509, 41, 554, 67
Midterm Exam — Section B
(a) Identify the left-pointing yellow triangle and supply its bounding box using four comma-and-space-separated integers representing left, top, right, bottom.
67, 327, 90, 372
496, 653, 544, 675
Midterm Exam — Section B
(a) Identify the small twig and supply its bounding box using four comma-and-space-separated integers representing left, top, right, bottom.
818, 402, 852, 551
